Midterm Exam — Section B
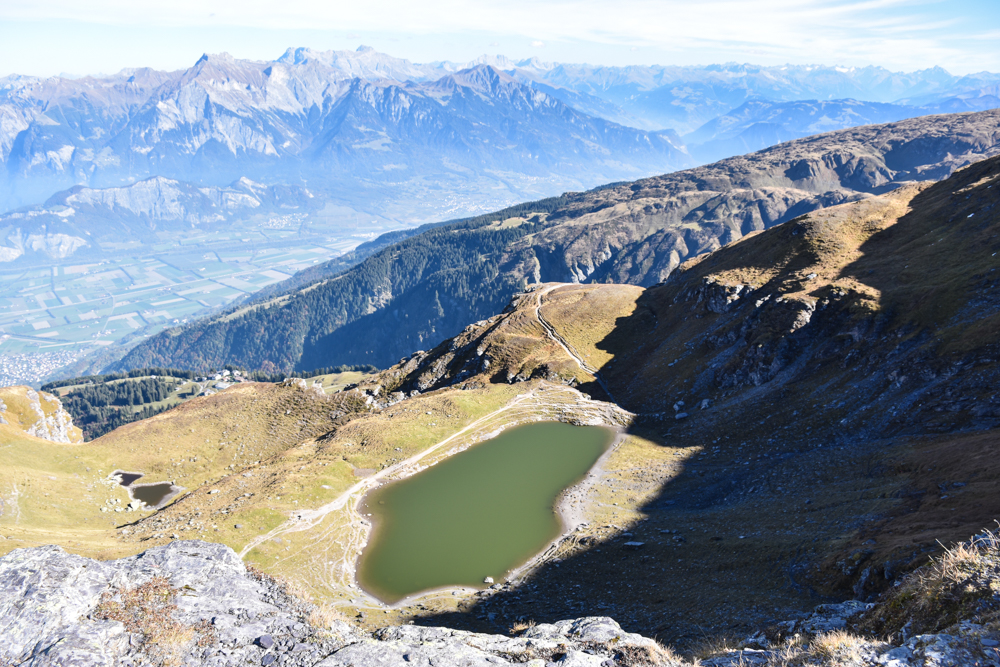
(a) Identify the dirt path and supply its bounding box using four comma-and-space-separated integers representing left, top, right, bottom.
532, 285, 614, 401
238, 388, 543, 559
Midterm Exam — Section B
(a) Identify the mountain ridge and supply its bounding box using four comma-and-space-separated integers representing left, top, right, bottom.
0, 175, 321, 262
0, 54, 692, 217
4, 47, 999, 219
109, 108, 1000, 374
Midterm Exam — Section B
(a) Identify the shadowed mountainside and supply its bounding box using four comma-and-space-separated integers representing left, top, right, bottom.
370, 154, 1000, 643
111, 109, 1000, 374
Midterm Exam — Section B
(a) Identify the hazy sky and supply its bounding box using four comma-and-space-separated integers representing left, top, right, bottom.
1, 0, 998, 77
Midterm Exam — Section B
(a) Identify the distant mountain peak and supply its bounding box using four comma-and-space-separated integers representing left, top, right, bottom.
193, 52, 237, 67
357, 45, 376, 53
469, 54, 519, 71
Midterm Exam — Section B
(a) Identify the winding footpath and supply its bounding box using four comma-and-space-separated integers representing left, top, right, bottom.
238, 389, 542, 559
532, 285, 615, 402
238, 283, 634, 609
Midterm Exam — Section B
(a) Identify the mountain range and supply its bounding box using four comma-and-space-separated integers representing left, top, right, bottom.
0, 176, 321, 263
109, 108, 1000, 374
304, 48, 999, 132
684, 97, 1000, 163
514, 60, 1000, 133
0, 50, 689, 219
4, 46, 1000, 226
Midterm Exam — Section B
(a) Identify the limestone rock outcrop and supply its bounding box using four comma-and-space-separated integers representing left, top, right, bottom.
0, 541, 670, 667
2, 540, 998, 666
0, 385, 82, 443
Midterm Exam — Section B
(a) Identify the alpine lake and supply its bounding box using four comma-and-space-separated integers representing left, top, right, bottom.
356, 421, 616, 603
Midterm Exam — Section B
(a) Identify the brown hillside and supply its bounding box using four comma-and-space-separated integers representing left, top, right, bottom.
384, 155, 1000, 643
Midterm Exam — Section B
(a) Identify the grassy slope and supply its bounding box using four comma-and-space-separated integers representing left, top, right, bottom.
3, 156, 999, 644
0, 381, 368, 557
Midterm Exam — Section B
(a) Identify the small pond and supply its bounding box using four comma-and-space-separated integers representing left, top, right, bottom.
356, 421, 615, 603
112, 470, 182, 509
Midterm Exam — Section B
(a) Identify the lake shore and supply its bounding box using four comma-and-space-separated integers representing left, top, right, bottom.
348, 403, 629, 607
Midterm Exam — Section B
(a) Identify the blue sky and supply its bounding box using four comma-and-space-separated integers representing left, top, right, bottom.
1, 0, 998, 77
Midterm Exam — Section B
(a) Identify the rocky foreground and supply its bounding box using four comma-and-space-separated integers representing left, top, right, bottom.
2, 540, 998, 667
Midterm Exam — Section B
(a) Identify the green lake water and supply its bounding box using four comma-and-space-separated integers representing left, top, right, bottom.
357, 421, 615, 603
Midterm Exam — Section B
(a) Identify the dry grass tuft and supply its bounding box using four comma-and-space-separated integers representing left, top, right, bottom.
856, 526, 1000, 638
613, 641, 686, 667
93, 576, 188, 643
308, 603, 351, 631
691, 634, 744, 660
246, 562, 317, 605
508, 619, 536, 636
92, 575, 214, 665
756, 631, 875, 667
283, 576, 314, 603
809, 630, 869, 664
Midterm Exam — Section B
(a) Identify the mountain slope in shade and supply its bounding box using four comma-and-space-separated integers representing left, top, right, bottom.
369, 153, 1000, 637
109, 108, 1000, 374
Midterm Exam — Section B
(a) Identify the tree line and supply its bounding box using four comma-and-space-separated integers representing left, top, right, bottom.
42, 367, 197, 391
59, 377, 175, 440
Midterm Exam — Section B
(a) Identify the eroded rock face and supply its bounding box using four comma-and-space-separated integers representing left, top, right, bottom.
24, 388, 81, 443
0, 386, 82, 443
0, 541, 353, 667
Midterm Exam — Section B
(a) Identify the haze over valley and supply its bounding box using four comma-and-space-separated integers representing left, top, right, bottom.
3, 7, 1000, 665
3, 46, 1000, 383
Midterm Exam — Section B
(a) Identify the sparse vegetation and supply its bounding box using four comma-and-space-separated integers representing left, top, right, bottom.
92, 575, 213, 665
307, 604, 352, 633
691, 633, 745, 660
611, 641, 684, 666
856, 527, 1000, 638
807, 630, 874, 665
509, 619, 536, 635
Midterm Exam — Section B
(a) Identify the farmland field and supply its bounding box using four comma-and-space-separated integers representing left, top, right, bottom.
0, 219, 400, 385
